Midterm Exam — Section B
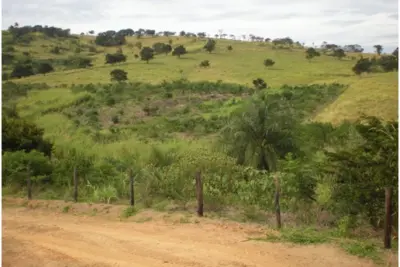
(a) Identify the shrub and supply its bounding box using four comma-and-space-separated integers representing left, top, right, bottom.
199, 60, 210, 67
263, 59, 275, 67
105, 53, 127, 64
252, 78, 267, 89
110, 69, 128, 82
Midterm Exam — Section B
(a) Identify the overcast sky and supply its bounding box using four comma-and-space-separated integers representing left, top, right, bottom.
2, 0, 398, 52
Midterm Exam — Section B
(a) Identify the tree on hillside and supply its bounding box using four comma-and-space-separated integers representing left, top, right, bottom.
168, 39, 173, 45
89, 30, 95, 34
263, 59, 275, 67
378, 55, 398, 72
197, 32, 206, 38
105, 53, 127, 64
135, 41, 142, 50
227, 45, 233, 51
10, 64, 34, 79
179, 31, 186, 36
140, 47, 154, 63
199, 60, 210, 67
305, 47, 321, 61
392, 47, 398, 58
95, 31, 126, 46
2, 112, 53, 156
36, 62, 54, 75
204, 39, 216, 53
172, 45, 187, 58
373, 45, 383, 55
220, 92, 297, 171
333, 48, 346, 60
252, 78, 267, 89
163, 44, 172, 55
110, 69, 128, 82
352, 58, 372, 75
152, 42, 167, 54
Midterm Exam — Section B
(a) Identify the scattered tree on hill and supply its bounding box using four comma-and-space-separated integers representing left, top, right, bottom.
36, 62, 54, 75
134, 54, 139, 59
95, 30, 126, 46
333, 48, 346, 60
227, 45, 233, 51
89, 30, 95, 34
10, 64, 34, 79
199, 60, 210, 67
172, 45, 187, 58
204, 39, 216, 53
110, 69, 128, 82
265, 38, 271, 42
197, 32, 206, 38
179, 31, 186, 36
263, 59, 275, 67
7, 24, 70, 39
378, 55, 398, 72
168, 39, 173, 45
105, 53, 127, 64
373, 45, 383, 55
140, 47, 155, 63
305, 48, 321, 61
352, 58, 372, 75
252, 78, 267, 89
135, 41, 142, 50
163, 44, 172, 55
152, 42, 166, 54
343, 44, 364, 53
392, 47, 398, 58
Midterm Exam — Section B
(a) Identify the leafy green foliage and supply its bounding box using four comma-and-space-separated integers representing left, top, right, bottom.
2, 150, 52, 186
373, 45, 383, 55
110, 69, 128, 82
140, 47, 155, 63
203, 39, 216, 53
252, 78, 267, 89
36, 62, 54, 75
10, 64, 34, 78
324, 116, 398, 227
2, 113, 53, 156
95, 31, 126, 46
227, 45, 233, 51
199, 60, 210, 67
172, 45, 187, 58
105, 53, 127, 64
305, 48, 321, 61
333, 49, 346, 60
263, 59, 275, 67
352, 58, 372, 75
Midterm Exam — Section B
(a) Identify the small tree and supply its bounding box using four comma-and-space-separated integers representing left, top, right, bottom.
134, 54, 139, 59
305, 48, 321, 61
227, 45, 233, 51
352, 58, 372, 75
36, 62, 54, 75
252, 78, 267, 89
373, 45, 383, 55
168, 39, 173, 45
172, 45, 187, 58
204, 39, 216, 53
392, 47, 398, 58
105, 53, 127, 64
135, 41, 142, 50
263, 59, 275, 67
199, 60, 210, 67
163, 44, 172, 55
10, 64, 34, 79
110, 69, 128, 82
140, 47, 154, 63
333, 48, 346, 60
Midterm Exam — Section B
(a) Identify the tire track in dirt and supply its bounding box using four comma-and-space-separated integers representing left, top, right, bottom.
2, 203, 379, 267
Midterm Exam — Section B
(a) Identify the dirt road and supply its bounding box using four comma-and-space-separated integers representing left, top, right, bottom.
2, 199, 386, 267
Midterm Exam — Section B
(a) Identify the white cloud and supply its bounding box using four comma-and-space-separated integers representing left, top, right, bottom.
2, 0, 398, 52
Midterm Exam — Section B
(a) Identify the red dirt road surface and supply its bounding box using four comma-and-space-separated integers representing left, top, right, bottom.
2, 198, 393, 267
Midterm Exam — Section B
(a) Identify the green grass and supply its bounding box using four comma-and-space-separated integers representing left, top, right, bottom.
252, 227, 387, 264
7, 35, 397, 123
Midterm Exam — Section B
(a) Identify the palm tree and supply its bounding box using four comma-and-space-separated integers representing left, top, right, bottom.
220, 92, 298, 172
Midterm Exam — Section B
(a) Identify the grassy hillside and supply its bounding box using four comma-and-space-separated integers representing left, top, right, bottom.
6, 34, 398, 123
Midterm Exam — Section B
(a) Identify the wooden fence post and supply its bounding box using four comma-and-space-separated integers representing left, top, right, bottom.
129, 169, 135, 206
27, 166, 32, 200
195, 171, 203, 217
274, 175, 282, 229
384, 187, 393, 249
73, 167, 78, 202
